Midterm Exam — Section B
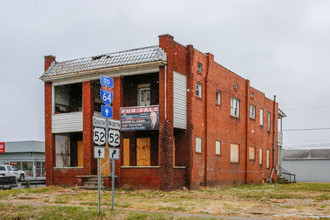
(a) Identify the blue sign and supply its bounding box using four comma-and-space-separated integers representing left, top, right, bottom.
101, 105, 113, 118
100, 89, 113, 106
100, 76, 114, 88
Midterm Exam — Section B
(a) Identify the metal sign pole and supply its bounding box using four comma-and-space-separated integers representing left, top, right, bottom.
111, 158, 115, 210
98, 158, 101, 215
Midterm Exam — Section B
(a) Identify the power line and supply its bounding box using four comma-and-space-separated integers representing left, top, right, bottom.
283, 127, 330, 131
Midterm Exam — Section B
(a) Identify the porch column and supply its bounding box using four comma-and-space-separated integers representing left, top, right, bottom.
83, 81, 95, 174
45, 82, 55, 185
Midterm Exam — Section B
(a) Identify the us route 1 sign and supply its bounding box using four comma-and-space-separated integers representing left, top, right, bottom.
94, 147, 105, 159
109, 148, 120, 160
93, 116, 106, 147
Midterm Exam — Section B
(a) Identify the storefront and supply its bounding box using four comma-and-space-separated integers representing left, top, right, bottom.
0, 141, 45, 179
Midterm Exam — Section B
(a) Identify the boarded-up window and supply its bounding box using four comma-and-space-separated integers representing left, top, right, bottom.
123, 138, 130, 166
230, 144, 239, 163
259, 149, 263, 165
55, 135, 70, 167
136, 138, 150, 166
249, 147, 255, 160
267, 149, 270, 169
196, 137, 202, 153
216, 141, 221, 155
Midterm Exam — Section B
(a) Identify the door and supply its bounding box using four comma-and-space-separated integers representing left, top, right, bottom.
136, 138, 150, 166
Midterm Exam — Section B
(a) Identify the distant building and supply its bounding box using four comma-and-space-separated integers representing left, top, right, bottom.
282, 148, 330, 182
40, 34, 283, 190
0, 141, 45, 179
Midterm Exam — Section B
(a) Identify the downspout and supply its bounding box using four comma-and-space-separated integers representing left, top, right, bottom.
245, 80, 250, 184
204, 55, 210, 186
165, 65, 167, 120
269, 95, 276, 182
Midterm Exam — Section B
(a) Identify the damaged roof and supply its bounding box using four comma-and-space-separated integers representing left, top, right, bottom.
41, 45, 166, 78
283, 148, 330, 160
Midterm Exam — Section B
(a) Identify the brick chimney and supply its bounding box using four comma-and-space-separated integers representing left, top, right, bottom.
44, 55, 56, 72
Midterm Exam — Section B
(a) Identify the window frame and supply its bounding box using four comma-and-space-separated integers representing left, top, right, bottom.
196, 82, 202, 98
266, 149, 270, 169
260, 109, 264, 126
197, 62, 202, 73
137, 83, 151, 106
230, 144, 239, 163
249, 147, 255, 160
230, 97, 240, 118
267, 112, 271, 132
216, 90, 221, 105
249, 105, 256, 119
259, 148, 263, 165
196, 137, 202, 153
215, 141, 221, 155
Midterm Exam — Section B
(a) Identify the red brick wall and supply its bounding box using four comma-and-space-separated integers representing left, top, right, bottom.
159, 35, 279, 188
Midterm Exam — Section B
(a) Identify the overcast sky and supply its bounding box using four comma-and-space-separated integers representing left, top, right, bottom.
1, 0, 329, 148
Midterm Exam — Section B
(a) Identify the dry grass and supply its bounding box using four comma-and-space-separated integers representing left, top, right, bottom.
0, 183, 329, 219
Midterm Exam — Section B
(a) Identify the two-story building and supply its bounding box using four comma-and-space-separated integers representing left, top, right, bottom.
40, 34, 281, 190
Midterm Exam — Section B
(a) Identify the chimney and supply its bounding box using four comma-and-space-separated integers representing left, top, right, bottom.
44, 55, 56, 72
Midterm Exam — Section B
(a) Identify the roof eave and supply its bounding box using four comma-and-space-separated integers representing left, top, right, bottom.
40, 60, 166, 82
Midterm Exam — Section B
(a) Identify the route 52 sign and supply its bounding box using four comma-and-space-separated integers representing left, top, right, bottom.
93, 127, 106, 146
109, 129, 120, 147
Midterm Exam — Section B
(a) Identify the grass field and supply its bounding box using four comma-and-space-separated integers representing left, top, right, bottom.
0, 183, 329, 219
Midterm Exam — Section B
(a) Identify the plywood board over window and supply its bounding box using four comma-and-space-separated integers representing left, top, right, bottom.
196, 137, 202, 153
249, 147, 255, 160
136, 138, 150, 166
55, 135, 70, 167
230, 144, 239, 163
123, 138, 130, 166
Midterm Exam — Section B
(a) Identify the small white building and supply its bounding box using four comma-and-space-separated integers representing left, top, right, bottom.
282, 148, 330, 182
0, 141, 45, 179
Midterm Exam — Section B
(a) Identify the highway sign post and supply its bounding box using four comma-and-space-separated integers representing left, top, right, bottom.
97, 76, 121, 213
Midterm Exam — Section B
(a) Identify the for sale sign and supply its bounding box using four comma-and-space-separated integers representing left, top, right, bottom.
0, 142, 5, 153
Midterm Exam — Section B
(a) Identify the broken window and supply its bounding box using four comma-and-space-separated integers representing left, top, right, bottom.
138, 84, 150, 106
93, 80, 102, 112
54, 83, 82, 114
55, 133, 83, 167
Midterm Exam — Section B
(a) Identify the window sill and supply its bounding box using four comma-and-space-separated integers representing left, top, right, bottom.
230, 115, 240, 119
215, 154, 221, 156
249, 117, 256, 120
121, 166, 159, 169
196, 96, 203, 101
54, 167, 83, 169
195, 152, 202, 155
216, 104, 221, 107
230, 162, 239, 164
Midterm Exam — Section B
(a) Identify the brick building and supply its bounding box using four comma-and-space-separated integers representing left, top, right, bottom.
40, 34, 281, 190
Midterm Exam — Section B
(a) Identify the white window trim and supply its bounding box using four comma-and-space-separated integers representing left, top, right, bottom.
259, 149, 263, 165
267, 112, 271, 132
216, 141, 221, 155
260, 109, 264, 126
196, 82, 202, 98
249, 105, 256, 119
230, 97, 240, 118
196, 137, 202, 153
